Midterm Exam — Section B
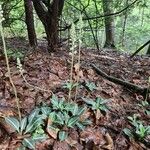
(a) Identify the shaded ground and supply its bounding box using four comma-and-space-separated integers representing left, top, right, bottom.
0, 38, 150, 150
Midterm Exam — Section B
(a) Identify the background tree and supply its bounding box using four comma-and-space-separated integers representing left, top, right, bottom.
24, 0, 37, 48
102, 0, 116, 49
32, 0, 65, 52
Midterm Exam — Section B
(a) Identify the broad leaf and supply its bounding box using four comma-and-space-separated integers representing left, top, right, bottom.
20, 117, 27, 133
58, 131, 68, 141
67, 116, 79, 128
28, 108, 40, 123
25, 117, 43, 134
55, 113, 64, 125
123, 128, 133, 138
82, 98, 94, 106
41, 107, 51, 116
5, 117, 20, 133
72, 104, 78, 116
33, 134, 47, 142
77, 106, 86, 116
22, 138, 35, 149
76, 122, 85, 130
51, 94, 59, 107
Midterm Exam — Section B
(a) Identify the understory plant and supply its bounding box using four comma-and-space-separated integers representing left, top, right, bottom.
82, 97, 109, 120
0, 5, 21, 120
5, 109, 47, 149
85, 81, 97, 92
138, 100, 150, 115
123, 114, 150, 141
46, 94, 91, 141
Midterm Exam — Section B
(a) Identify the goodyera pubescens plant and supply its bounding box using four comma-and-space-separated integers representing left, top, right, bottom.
17, 57, 52, 93
68, 14, 83, 102
0, 5, 21, 121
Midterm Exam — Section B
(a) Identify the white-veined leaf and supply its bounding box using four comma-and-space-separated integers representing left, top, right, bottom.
33, 134, 48, 142
67, 116, 79, 128
76, 122, 85, 130
82, 98, 94, 106
72, 104, 78, 115
25, 117, 43, 134
22, 138, 35, 149
28, 108, 40, 123
77, 106, 86, 116
20, 117, 27, 133
5, 117, 20, 133
58, 131, 68, 141
41, 107, 51, 115
51, 94, 59, 107
55, 113, 64, 125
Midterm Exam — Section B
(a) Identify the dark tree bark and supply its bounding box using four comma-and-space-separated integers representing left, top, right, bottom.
24, 0, 37, 47
32, 0, 64, 52
102, 0, 116, 49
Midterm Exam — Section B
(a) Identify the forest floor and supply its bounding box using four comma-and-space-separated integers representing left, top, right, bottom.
0, 37, 150, 150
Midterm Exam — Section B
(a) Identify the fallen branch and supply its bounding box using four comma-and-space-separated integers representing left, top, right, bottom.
90, 64, 149, 95
130, 40, 150, 58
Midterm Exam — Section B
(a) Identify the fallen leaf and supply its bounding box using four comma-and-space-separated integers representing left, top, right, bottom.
46, 118, 58, 139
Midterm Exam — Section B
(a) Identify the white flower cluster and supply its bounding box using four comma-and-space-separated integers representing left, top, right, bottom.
0, 5, 4, 23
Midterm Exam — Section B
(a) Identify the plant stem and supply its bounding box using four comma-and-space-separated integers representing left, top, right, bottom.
0, 22, 21, 121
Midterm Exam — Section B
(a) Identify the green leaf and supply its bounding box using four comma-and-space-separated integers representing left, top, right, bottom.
22, 138, 35, 149
67, 116, 79, 128
77, 106, 86, 116
81, 119, 92, 126
20, 117, 27, 133
58, 131, 68, 141
85, 81, 97, 91
5, 117, 20, 133
41, 107, 51, 116
49, 111, 56, 121
32, 134, 47, 142
28, 108, 40, 123
72, 104, 78, 116
63, 112, 70, 124
76, 122, 85, 130
82, 98, 95, 106
123, 128, 133, 138
51, 94, 59, 107
25, 117, 43, 134
58, 99, 65, 110
55, 113, 64, 125
65, 103, 75, 112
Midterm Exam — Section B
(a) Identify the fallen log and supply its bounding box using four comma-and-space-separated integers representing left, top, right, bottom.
90, 63, 149, 96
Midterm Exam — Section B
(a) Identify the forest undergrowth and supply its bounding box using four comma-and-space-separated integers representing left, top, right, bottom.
0, 38, 150, 150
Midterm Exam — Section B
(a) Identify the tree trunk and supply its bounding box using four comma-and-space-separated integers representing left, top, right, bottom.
32, 0, 64, 52
102, 0, 116, 49
24, 0, 37, 47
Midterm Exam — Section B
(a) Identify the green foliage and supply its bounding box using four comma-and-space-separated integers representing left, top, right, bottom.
58, 131, 68, 141
82, 97, 109, 113
5, 108, 47, 149
7, 48, 24, 59
123, 114, 150, 140
138, 100, 150, 115
63, 81, 78, 91
85, 81, 97, 91
46, 95, 91, 141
